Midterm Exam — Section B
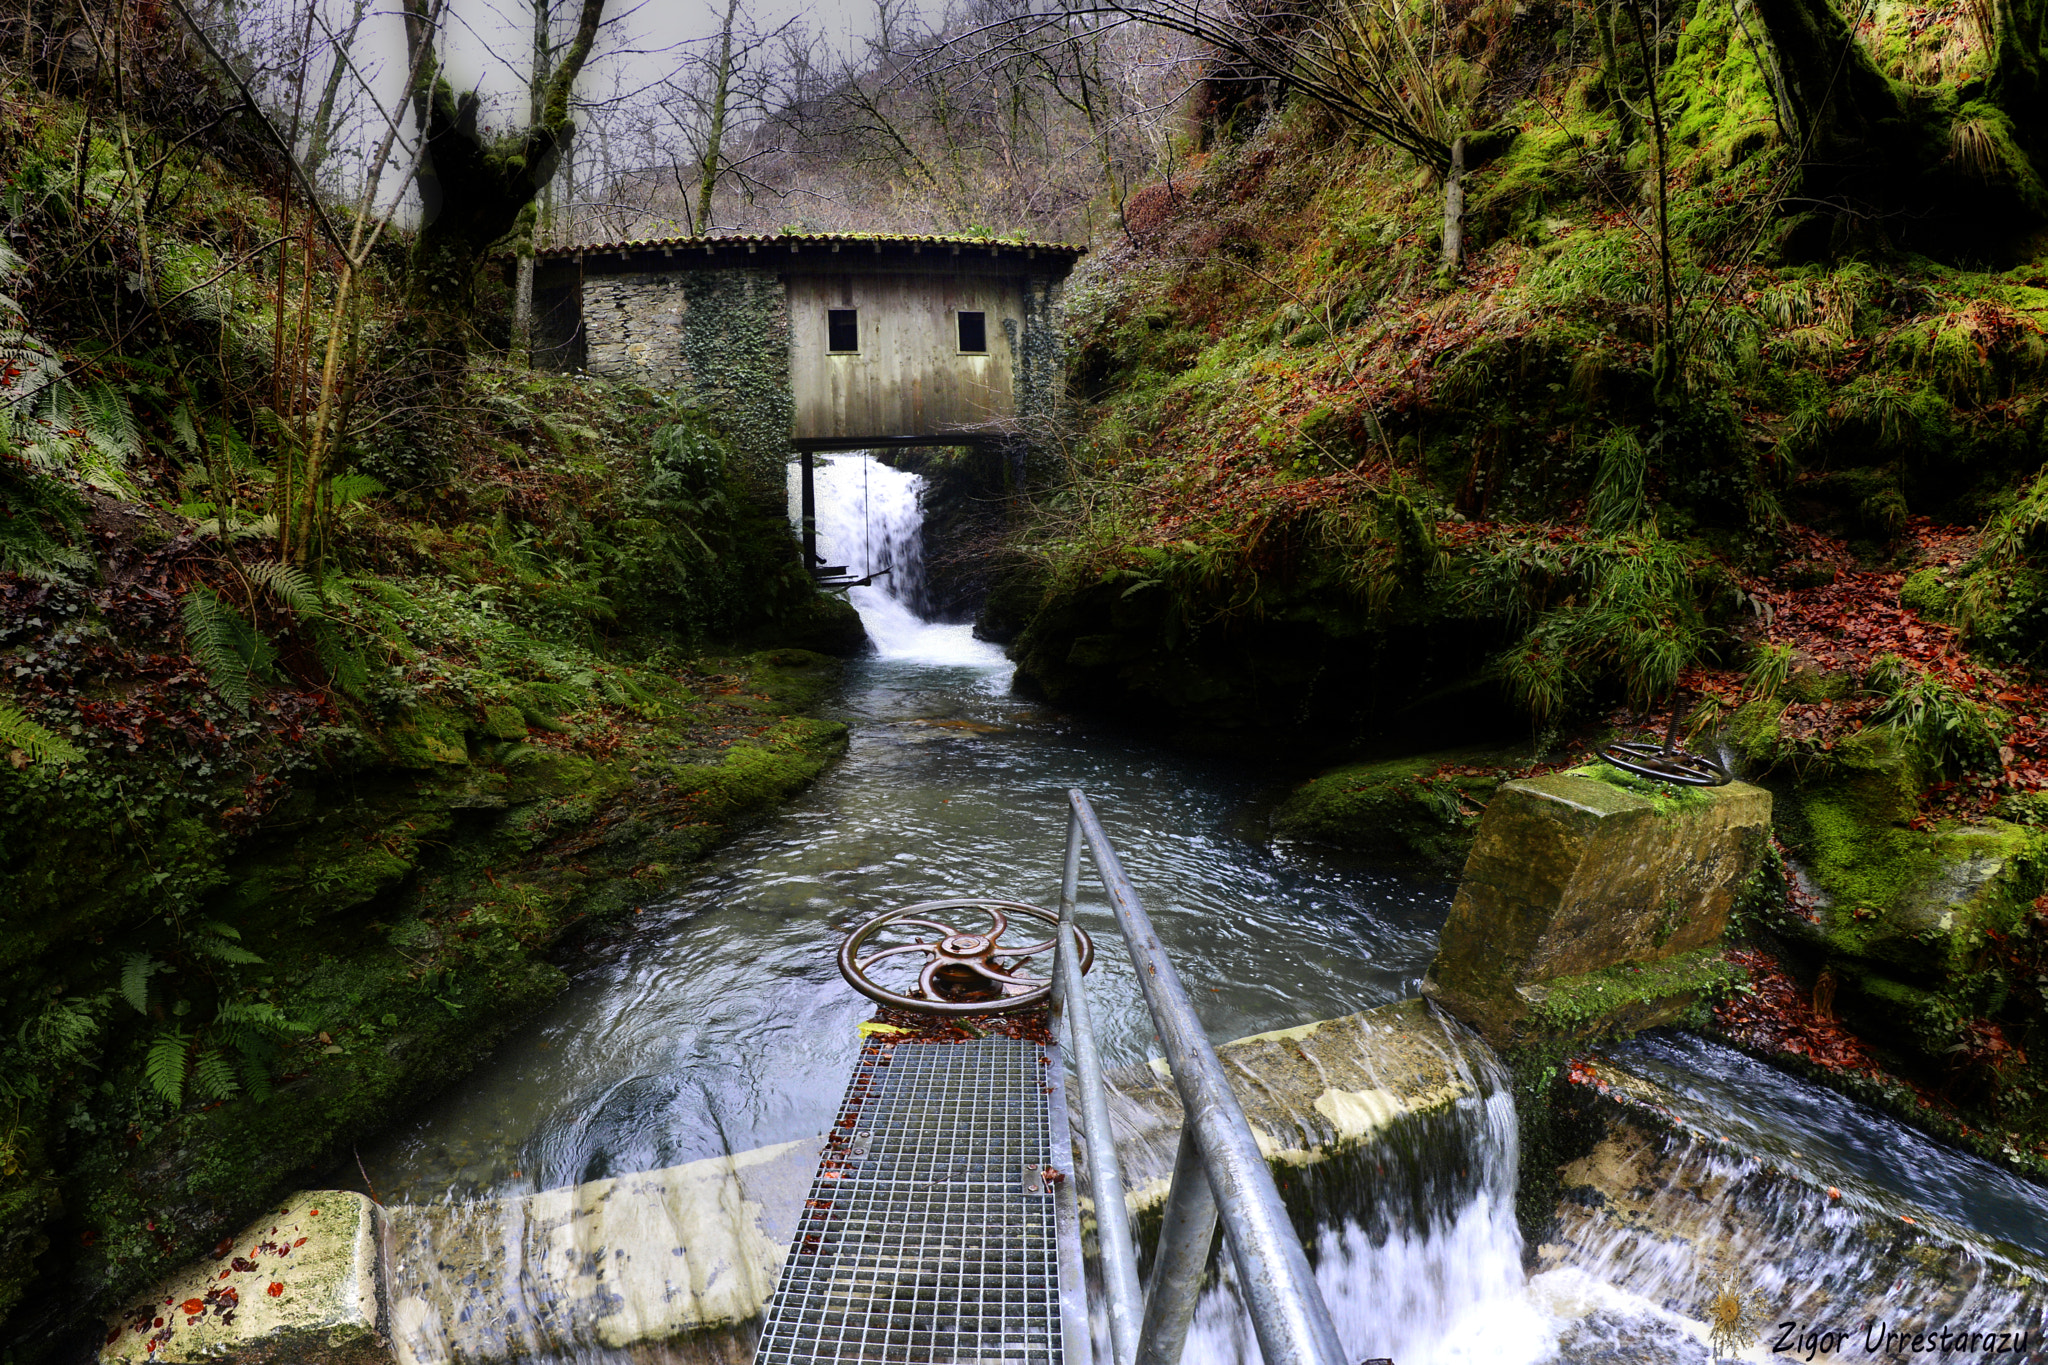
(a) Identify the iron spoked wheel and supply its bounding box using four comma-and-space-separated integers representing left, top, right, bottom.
1599, 740, 1733, 787
837, 899, 1092, 1015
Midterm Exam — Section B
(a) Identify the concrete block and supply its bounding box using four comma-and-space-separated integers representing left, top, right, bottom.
1423, 769, 1770, 1044
383, 1136, 816, 1364
100, 1193, 383, 1365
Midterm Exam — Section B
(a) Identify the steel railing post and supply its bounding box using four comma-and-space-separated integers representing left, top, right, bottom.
1066, 788, 1347, 1365
1055, 807, 1144, 1365
1134, 1121, 1220, 1365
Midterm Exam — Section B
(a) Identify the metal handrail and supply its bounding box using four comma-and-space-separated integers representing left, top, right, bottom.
1049, 788, 1350, 1365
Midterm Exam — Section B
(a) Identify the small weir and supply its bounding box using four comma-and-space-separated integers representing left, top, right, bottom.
102, 455, 2048, 1365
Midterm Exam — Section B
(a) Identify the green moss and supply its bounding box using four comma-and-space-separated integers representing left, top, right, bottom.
385, 705, 472, 768
1525, 946, 1744, 1040
1563, 761, 1722, 815
1270, 748, 1510, 871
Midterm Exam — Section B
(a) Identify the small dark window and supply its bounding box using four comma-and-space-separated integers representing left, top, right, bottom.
828, 308, 859, 352
957, 311, 987, 353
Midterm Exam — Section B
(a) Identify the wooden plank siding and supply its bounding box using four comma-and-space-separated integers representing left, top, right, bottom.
787, 274, 1023, 444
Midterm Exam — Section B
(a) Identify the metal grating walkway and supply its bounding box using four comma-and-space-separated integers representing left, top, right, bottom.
753, 1034, 1084, 1365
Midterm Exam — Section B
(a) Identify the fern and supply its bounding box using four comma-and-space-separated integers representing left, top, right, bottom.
0, 332, 65, 432
0, 993, 108, 1102
0, 700, 83, 765
238, 1053, 274, 1103
309, 620, 371, 697
243, 559, 322, 615
327, 473, 385, 505
70, 378, 141, 464
192, 935, 264, 966
180, 586, 275, 714
190, 1049, 240, 1101
537, 412, 602, 455
145, 1029, 189, 1106
120, 953, 160, 1014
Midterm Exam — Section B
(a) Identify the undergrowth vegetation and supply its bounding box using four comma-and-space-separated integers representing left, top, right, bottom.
1003, 0, 2048, 1172
0, 30, 857, 1357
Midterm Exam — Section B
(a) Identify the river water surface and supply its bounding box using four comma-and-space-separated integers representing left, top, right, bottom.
359, 457, 1449, 1200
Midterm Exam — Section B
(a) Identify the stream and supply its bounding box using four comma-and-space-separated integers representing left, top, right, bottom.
355, 456, 2048, 1365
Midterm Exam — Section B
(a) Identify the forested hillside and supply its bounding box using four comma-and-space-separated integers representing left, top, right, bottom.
6, 0, 2048, 1355
0, 6, 864, 1357
994, 0, 2048, 1206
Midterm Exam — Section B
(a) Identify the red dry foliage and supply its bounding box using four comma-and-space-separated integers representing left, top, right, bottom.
1681, 518, 2048, 816
1714, 947, 1883, 1077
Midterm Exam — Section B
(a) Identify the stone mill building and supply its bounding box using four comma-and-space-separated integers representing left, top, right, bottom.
529, 232, 1087, 503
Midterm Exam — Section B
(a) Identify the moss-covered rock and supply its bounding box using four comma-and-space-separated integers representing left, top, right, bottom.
1269, 747, 1516, 871
1424, 769, 1770, 1045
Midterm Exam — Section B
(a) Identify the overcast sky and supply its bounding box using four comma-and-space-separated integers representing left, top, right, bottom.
311, 0, 882, 225
355, 0, 879, 132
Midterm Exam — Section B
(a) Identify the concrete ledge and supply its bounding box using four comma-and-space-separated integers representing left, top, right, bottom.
101, 1193, 382, 1365
383, 1137, 816, 1365
1075, 998, 1503, 1248
98, 1002, 1491, 1364
1546, 1056, 2048, 1341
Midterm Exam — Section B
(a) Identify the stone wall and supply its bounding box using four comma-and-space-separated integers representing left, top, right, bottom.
574, 270, 794, 499
1011, 272, 1068, 478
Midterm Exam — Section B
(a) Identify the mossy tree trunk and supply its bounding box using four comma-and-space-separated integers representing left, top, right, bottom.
1991, 0, 2047, 156
1749, 0, 2045, 257
401, 0, 604, 314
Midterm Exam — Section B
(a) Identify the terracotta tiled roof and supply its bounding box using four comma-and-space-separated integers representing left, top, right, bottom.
536, 231, 1087, 259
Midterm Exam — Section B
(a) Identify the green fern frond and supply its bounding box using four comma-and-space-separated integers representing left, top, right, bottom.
309, 620, 371, 697
327, 474, 385, 506
239, 1053, 274, 1104
0, 333, 65, 433
169, 405, 200, 452
192, 936, 264, 965
537, 412, 602, 455
190, 1049, 240, 1101
242, 559, 322, 615
145, 1029, 189, 1106
120, 953, 159, 1014
0, 700, 83, 765
69, 378, 141, 464
180, 585, 258, 714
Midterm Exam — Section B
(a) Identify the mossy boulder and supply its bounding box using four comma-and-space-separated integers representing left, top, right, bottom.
737, 592, 867, 657
385, 706, 471, 768
479, 703, 528, 741
1424, 767, 1771, 1045
1270, 747, 1515, 871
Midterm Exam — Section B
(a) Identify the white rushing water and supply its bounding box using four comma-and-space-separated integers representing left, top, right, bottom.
806, 454, 1010, 670
1174, 1039, 1563, 1365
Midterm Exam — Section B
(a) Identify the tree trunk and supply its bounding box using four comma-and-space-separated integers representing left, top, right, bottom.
696, 0, 739, 233
402, 0, 604, 313
1440, 135, 1465, 272
512, 248, 535, 365
1748, 0, 2045, 258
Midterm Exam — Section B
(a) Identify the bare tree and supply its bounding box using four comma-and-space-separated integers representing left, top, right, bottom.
402, 0, 607, 310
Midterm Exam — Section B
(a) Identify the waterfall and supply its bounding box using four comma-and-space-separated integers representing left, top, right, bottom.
806, 454, 1008, 669
1174, 1028, 1558, 1365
